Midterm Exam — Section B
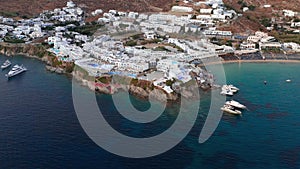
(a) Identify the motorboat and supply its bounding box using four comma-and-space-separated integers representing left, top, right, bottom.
6, 64, 27, 78
1, 60, 12, 69
286, 79, 291, 83
226, 100, 247, 109
222, 85, 239, 93
221, 104, 242, 115
220, 89, 234, 96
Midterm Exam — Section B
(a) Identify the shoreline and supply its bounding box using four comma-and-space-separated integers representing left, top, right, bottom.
199, 59, 300, 66
1, 47, 300, 102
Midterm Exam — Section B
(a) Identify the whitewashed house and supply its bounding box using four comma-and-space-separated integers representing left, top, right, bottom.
200, 8, 213, 14
92, 9, 103, 16
157, 59, 179, 72
283, 10, 296, 17
240, 42, 256, 49
67, 1, 76, 8
291, 22, 300, 27
171, 6, 193, 13
128, 12, 139, 19
144, 31, 156, 40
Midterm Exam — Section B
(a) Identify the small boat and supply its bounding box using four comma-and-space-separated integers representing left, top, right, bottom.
220, 89, 234, 96
226, 100, 247, 109
228, 85, 239, 92
222, 85, 239, 93
1, 60, 12, 69
221, 104, 242, 115
6, 64, 27, 78
286, 79, 291, 83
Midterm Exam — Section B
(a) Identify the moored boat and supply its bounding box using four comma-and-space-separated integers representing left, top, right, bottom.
220, 89, 234, 96
226, 100, 247, 109
5, 64, 27, 78
1, 60, 12, 69
222, 85, 239, 93
221, 104, 242, 115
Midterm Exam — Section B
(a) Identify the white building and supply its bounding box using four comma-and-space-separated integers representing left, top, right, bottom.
259, 42, 282, 50
157, 59, 179, 72
260, 36, 277, 43
204, 30, 232, 36
128, 12, 139, 19
240, 42, 256, 49
200, 8, 213, 14
92, 9, 103, 16
263, 5, 271, 8
283, 10, 296, 17
67, 1, 76, 8
283, 42, 300, 52
171, 6, 193, 13
247, 36, 261, 43
243, 7, 249, 12
291, 22, 300, 27
144, 31, 156, 40
75, 34, 88, 42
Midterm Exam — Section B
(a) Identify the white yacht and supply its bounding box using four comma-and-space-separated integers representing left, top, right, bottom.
6, 65, 27, 78
1, 60, 12, 69
221, 104, 242, 115
226, 100, 247, 109
220, 89, 234, 96
222, 85, 239, 93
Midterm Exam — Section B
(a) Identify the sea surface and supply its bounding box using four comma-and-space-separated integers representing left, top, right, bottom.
0, 55, 300, 169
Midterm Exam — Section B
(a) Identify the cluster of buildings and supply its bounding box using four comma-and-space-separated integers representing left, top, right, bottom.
99, 11, 235, 39
0, 24, 13, 41
0, 1, 86, 42
74, 34, 217, 81
40, 1, 84, 23
67, 31, 218, 94
240, 31, 276, 50
97, 0, 237, 35
0, 0, 299, 92
0, 16, 46, 41
173, 0, 236, 20
239, 31, 300, 53
283, 9, 298, 18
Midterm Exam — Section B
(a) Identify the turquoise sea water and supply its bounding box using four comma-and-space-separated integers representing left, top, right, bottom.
0, 55, 300, 168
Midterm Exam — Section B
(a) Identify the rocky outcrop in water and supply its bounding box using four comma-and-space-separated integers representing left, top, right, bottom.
72, 69, 180, 102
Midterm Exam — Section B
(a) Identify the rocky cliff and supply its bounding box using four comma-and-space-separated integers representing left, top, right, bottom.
0, 43, 52, 62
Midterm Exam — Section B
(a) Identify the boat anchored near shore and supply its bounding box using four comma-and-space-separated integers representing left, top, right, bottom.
221, 104, 242, 115
5, 65, 27, 78
226, 100, 247, 109
1, 60, 12, 69
220, 84, 239, 96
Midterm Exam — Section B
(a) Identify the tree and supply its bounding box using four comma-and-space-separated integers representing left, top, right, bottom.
249, 5, 256, 11
260, 18, 271, 27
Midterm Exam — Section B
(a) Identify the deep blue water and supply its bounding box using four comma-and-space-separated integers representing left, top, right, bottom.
0, 55, 300, 169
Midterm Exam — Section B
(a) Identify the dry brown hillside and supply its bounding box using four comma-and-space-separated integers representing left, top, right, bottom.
0, 0, 176, 17
0, 0, 299, 34
221, 0, 300, 33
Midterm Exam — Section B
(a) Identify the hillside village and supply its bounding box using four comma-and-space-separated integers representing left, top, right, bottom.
0, 0, 300, 94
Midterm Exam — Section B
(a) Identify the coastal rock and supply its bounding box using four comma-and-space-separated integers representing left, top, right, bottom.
149, 88, 168, 102
46, 65, 66, 74
129, 85, 149, 99
46, 65, 56, 72
55, 68, 65, 74
181, 90, 193, 98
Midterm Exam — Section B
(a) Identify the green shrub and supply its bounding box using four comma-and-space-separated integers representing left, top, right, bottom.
125, 40, 137, 46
